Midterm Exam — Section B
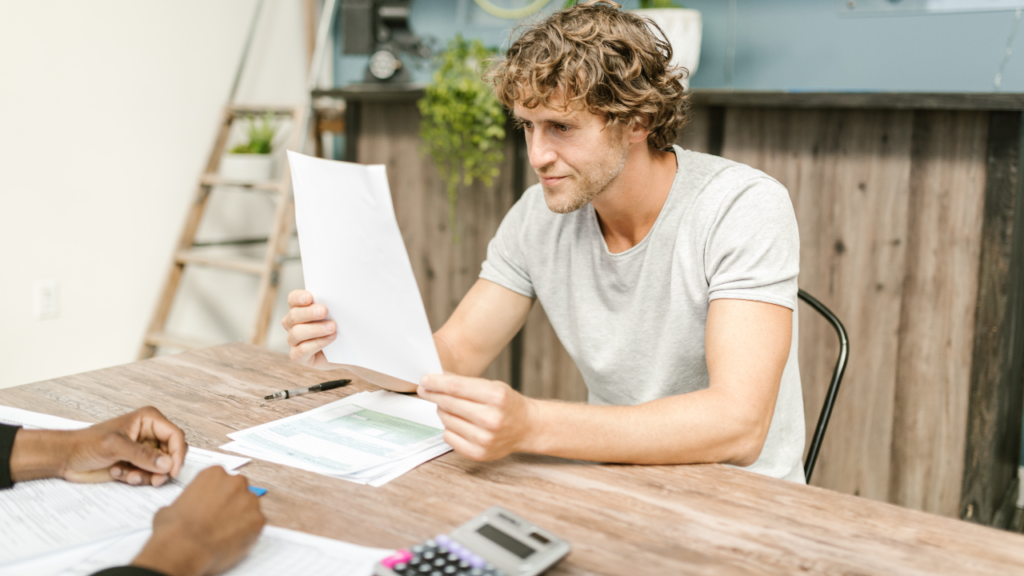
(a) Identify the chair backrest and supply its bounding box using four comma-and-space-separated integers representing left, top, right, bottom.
797, 289, 850, 483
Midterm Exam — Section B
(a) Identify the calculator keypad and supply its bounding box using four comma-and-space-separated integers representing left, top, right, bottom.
380, 535, 507, 576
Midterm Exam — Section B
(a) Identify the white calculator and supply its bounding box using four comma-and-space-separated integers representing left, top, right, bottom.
374, 506, 571, 576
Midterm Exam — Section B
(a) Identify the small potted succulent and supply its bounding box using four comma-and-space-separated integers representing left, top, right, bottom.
220, 112, 277, 182
633, 0, 701, 85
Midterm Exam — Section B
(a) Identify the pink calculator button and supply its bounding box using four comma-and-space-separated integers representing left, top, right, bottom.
381, 549, 412, 568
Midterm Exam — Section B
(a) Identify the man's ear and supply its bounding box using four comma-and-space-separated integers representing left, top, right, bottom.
627, 115, 651, 144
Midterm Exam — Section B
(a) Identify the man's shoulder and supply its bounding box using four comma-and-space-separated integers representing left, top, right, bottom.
672, 147, 792, 221
674, 146, 785, 196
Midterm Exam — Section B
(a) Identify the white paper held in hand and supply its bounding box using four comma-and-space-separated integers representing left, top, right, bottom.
287, 151, 443, 389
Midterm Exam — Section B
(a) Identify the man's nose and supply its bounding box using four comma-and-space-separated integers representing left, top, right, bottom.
527, 130, 557, 170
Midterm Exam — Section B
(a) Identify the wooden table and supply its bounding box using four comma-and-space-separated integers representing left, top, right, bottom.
2, 344, 1023, 575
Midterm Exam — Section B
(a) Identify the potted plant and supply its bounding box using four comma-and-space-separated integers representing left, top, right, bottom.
221, 112, 277, 182
633, 0, 701, 85
418, 35, 507, 240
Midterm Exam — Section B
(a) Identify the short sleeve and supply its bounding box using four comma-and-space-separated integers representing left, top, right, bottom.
479, 192, 536, 298
704, 177, 800, 310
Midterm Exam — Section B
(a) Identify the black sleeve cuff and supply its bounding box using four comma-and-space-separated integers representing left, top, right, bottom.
91, 567, 169, 576
0, 423, 21, 489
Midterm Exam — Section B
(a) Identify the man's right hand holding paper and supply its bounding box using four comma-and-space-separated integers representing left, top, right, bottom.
281, 289, 340, 369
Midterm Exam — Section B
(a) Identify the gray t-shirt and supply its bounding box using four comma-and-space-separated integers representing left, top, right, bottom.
480, 145, 806, 483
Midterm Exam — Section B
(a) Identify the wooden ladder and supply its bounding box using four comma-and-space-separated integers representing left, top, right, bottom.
138, 104, 307, 359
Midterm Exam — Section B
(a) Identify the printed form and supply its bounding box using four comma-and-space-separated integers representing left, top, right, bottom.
0, 479, 181, 565
52, 526, 393, 576
224, 390, 451, 485
0, 405, 251, 567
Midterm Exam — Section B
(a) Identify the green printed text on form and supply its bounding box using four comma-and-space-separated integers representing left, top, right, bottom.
271, 405, 442, 447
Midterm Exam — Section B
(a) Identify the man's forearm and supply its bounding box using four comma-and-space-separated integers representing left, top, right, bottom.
520, 388, 772, 466
434, 332, 487, 377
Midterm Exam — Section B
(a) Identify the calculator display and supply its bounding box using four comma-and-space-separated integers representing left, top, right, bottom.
477, 524, 536, 559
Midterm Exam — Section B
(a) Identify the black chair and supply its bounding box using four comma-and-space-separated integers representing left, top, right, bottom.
797, 289, 849, 483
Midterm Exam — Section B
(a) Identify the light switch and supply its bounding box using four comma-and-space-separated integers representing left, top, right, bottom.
34, 280, 59, 320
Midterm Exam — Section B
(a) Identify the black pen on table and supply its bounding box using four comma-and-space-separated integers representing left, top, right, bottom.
264, 378, 351, 401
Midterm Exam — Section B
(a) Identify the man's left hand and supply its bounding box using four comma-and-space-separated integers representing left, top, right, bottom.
418, 374, 538, 461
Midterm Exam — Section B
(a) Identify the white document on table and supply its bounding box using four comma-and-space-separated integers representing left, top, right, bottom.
0, 405, 91, 430
0, 406, 254, 565
0, 405, 252, 485
222, 434, 450, 487
287, 151, 443, 389
224, 390, 447, 477
48, 525, 393, 576
2, 532, 143, 576
0, 478, 182, 565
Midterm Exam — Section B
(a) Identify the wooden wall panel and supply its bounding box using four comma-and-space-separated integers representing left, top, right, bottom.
890, 111, 989, 516
961, 112, 1024, 527
677, 105, 714, 154
357, 102, 517, 383
721, 108, 914, 502
521, 302, 590, 402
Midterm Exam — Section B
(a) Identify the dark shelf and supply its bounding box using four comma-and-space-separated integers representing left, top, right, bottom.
314, 83, 425, 102
689, 90, 1024, 111
315, 85, 1024, 111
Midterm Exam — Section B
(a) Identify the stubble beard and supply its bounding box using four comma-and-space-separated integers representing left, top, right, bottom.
541, 142, 630, 214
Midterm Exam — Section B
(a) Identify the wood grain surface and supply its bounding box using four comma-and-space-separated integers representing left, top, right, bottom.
960, 112, 1024, 526
890, 111, 989, 516
2, 343, 1024, 575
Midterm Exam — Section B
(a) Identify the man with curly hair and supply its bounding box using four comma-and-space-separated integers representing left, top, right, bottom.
283, 1, 806, 482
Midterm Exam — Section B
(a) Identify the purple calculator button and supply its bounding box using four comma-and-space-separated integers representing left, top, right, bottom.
469, 554, 486, 569
448, 541, 463, 555
436, 534, 451, 547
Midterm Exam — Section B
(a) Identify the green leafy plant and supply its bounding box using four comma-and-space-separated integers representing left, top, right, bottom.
418, 35, 507, 239
230, 112, 276, 154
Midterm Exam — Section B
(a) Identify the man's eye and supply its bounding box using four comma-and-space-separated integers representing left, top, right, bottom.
556, 125, 570, 132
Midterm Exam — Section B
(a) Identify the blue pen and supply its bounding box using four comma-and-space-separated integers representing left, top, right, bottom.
248, 486, 268, 497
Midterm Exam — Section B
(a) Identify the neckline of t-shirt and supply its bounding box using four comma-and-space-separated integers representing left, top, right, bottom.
589, 145, 684, 259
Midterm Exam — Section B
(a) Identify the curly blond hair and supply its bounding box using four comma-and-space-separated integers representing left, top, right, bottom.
486, 0, 690, 149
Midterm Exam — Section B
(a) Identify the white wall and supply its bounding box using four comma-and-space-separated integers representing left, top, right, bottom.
0, 0, 311, 388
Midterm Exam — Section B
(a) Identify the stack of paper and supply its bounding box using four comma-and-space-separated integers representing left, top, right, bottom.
222, 390, 451, 487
